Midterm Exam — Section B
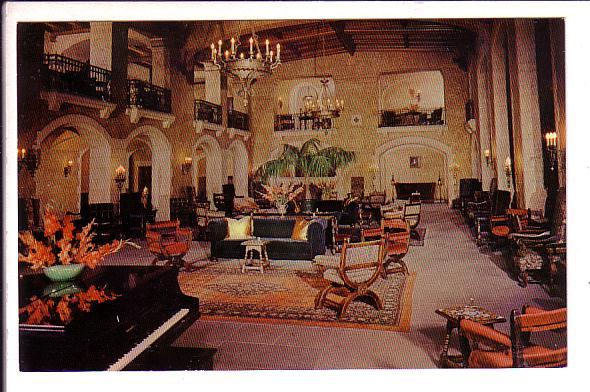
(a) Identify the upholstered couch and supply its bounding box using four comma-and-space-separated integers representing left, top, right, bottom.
208, 217, 327, 260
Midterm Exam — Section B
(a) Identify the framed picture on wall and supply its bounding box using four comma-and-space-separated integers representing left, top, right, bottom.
410, 156, 421, 168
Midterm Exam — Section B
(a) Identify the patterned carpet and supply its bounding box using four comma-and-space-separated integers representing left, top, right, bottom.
178, 259, 415, 331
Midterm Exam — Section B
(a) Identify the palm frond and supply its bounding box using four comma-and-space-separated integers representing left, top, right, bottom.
300, 138, 322, 155
300, 154, 331, 177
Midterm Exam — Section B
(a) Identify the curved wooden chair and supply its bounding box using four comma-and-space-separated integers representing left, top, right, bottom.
382, 218, 410, 276
403, 202, 421, 240
459, 306, 567, 368
314, 239, 385, 319
146, 220, 195, 271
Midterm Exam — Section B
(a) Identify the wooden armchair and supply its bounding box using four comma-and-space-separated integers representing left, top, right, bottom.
315, 239, 385, 319
146, 220, 195, 271
382, 218, 410, 276
459, 306, 567, 368
194, 201, 211, 240
508, 187, 566, 288
403, 202, 421, 240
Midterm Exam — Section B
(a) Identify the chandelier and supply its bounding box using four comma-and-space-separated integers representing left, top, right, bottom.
211, 31, 281, 107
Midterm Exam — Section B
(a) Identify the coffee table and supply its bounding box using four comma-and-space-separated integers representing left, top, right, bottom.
241, 239, 270, 274
435, 305, 506, 368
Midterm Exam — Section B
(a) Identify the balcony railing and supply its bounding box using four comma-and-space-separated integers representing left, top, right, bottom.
127, 79, 172, 113
228, 110, 249, 131
378, 107, 445, 128
274, 113, 336, 133
41, 54, 111, 101
194, 100, 222, 125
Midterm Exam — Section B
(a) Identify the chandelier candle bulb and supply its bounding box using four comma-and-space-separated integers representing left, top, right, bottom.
218, 40, 222, 55
240, 52, 244, 59
265, 39, 269, 56
231, 37, 235, 55
211, 43, 215, 60
249, 37, 253, 56
276, 43, 280, 60
225, 50, 229, 60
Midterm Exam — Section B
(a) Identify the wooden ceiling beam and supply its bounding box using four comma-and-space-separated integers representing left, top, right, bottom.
328, 21, 356, 56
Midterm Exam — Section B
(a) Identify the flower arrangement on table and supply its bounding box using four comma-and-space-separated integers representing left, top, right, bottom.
260, 183, 304, 214
18, 209, 138, 273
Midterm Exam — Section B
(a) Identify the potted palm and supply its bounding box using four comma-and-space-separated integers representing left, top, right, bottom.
256, 138, 355, 212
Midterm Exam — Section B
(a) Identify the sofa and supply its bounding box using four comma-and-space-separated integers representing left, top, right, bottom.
208, 217, 327, 260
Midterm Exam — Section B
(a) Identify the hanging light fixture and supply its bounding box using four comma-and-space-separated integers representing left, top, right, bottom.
211, 28, 281, 107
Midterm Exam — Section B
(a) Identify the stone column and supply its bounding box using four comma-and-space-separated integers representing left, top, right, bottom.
510, 20, 546, 211
151, 37, 170, 88
475, 51, 494, 190
490, 23, 512, 192
89, 22, 113, 70
549, 20, 566, 188
204, 62, 222, 105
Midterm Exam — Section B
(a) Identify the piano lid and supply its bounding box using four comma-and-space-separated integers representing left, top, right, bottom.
19, 266, 178, 328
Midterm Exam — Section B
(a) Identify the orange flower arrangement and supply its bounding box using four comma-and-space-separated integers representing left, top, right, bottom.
19, 209, 136, 270
19, 285, 119, 325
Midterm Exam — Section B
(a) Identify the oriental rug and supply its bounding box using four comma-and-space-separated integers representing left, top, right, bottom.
178, 259, 415, 331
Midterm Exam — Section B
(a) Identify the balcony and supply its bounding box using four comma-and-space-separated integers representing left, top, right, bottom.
274, 113, 337, 136
40, 54, 116, 118
378, 107, 447, 133
126, 79, 175, 128
228, 110, 249, 131
194, 99, 222, 125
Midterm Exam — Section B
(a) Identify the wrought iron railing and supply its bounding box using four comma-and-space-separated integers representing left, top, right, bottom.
41, 54, 112, 101
194, 100, 222, 125
378, 107, 445, 128
228, 110, 249, 131
274, 113, 335, 132
127, 79, 172, 113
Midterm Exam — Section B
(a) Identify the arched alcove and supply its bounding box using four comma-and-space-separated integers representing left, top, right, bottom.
192, 135, 223, 207
124, 126, 172, 220
227, 139, 249, 198
374, 136, 456, 204
38, 115, 112, 212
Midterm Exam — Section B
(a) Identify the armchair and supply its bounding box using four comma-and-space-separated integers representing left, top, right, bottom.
508, 187, 566, 288
381, 218, 410, 276
315, 239, 385, 319
403, 202, 421, 240
146, 220, 195, 271
459, 305, 566, 368
474, 189, 511, 246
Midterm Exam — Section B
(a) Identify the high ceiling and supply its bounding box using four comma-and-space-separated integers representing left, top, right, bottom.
43, 19, 480, 74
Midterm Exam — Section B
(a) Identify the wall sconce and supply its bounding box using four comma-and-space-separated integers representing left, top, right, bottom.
504, 157, 512, 189
114, 165, 126, 190
484, 149, 491, 166
63, 160, 73, 178
17, 145, 41, 177
545, 131, 558, 171
182, 157, 193, 175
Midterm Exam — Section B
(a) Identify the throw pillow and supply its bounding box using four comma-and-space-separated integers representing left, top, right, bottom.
226, 216, 253, 239
291, 219, 311, 241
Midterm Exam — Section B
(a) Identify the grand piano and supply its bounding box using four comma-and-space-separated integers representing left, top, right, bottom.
19, 266, 215, 371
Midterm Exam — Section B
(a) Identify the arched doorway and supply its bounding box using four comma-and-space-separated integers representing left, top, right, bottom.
192, 135, 223, 206
124, 126, 172, 220
227, 139, 249, 198
37, 115, 112, 215
375, 136, 456, 204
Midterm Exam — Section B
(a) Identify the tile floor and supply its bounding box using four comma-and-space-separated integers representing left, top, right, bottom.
103, 203, 566, 370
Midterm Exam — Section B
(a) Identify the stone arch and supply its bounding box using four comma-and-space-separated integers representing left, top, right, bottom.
227, 139, 249, 197
38, 115, 113, 209
374, 136, 456, 204
124, 125, 172, 220
192, 135, 223, 206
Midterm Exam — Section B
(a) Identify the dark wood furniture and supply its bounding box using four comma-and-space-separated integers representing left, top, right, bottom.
382, 218, 410, 276
435, 305, 506, 368
170, 197, 196, 229
19, 266, 213, 371
87, 203, 120, 243
459, 306, 566, 368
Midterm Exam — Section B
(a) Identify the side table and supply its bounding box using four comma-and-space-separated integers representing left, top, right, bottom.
241, 239, 270, 274
435, 305, 506, 368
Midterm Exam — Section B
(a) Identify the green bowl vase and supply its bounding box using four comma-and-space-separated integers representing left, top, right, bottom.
43, 264, 86, 282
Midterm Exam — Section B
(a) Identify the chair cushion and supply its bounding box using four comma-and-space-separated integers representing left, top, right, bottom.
387, 242, 409, 256
291, 219, 311, 240
323, 267, 377, 285
226, 216, 252, 239
469, 345, 567, 368
492, 225, 510, 237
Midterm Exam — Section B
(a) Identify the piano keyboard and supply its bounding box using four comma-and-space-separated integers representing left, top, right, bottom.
107, 308, 189, 371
